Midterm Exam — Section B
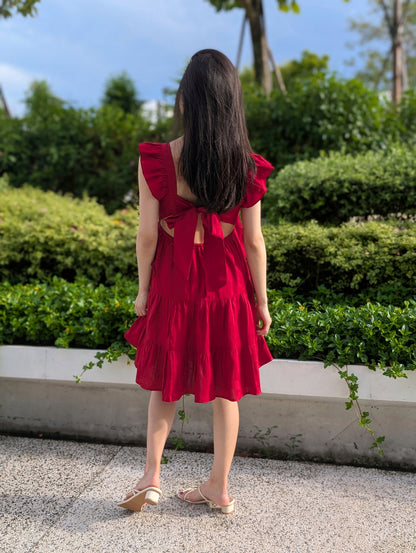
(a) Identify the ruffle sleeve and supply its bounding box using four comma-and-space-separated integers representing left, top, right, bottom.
138, 142, 168, 200
241, 153, 274, 208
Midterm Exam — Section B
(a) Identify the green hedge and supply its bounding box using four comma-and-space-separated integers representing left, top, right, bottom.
2, 182, 416, 295
263, 145, 416, 225
0, 180, 137, 285
0, 276, 135, 349
263, 220, 416, 294
0, 278, 414, 376
267, 290, 415, 377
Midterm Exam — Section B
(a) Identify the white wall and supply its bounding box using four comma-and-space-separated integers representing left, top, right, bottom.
1, 346, 415, 469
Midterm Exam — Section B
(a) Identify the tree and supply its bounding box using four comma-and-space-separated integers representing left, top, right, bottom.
239, 49, 329, 89
23, 80, 65, 117
101, 72, 143, 115
279, 49, 329, 84
0, 0, 40, 19
206, 0, 349, 94
346, 0, 415, 103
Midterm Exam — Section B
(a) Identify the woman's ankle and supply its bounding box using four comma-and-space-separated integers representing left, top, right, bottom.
203, 479, 230, 500
206, 476, 228, 493
144, 463, 161, 478
199, 481, 231, 505
134, 472, 160, 491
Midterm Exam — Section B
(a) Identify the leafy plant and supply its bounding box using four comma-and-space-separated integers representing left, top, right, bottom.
266, 289, 416, 374
0, 82, 172, 213
0, 181, 138, 285
263, 144, 416, 225
332, 364, 384, 454
2, 278, 415, 378
3, 182, 416, 296
284, 433, 303, 460
252, 425, 279, 456
244, 72, 416, 172
2, 277, 414, 454
161, 397, 189, 464
0, 276, 138, 349
263, 219, 416, 294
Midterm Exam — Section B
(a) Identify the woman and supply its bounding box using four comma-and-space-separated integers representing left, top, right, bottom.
118, 49, 273, 515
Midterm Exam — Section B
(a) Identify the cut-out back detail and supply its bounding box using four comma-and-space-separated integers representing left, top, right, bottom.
160, 214, 235, 244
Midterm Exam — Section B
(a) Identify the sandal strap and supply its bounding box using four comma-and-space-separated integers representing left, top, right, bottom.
198, 486, 234, 510
182, 487, 207, 503
180, 486, 234, 510
128, 486, 161, 497
197, 486, 211, 503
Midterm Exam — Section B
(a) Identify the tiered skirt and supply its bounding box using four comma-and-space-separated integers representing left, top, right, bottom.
124, 226, 273, 403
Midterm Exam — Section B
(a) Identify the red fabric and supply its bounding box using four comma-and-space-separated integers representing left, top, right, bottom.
165, 206, 227, 292
242, 153, 274, 208
124, 142, 274, 403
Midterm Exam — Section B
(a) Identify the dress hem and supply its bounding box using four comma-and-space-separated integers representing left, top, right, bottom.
134, 381, 262, 404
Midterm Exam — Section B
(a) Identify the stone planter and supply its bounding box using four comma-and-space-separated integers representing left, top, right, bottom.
1, 345, 415, 469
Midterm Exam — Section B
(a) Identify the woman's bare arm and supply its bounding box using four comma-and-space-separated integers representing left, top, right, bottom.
134, 159, 159, 316
240, 201, 272, 335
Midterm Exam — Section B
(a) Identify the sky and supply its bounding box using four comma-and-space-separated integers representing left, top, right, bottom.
1, 0, 377, 117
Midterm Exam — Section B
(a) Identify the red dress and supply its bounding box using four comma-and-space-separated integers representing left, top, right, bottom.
124, 142, 274, 403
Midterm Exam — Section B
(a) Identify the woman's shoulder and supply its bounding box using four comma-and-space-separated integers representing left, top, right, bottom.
138, 141, 168, 155
138, 142, 169, 200
250, 152, 274, 174
241, 152, 274, 208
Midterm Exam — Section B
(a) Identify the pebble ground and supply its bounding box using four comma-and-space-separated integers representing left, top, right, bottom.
1, 434, 415, 553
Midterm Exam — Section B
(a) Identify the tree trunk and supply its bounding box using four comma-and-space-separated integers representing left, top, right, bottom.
0, 84, 12, 118
392, 0, 403, 104
268, 45, 286, 94
239, 0, 272, 94
402, 46, 408, 92
236, 14, 247, 71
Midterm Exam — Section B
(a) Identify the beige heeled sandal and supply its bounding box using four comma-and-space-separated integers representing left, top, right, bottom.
178, 486, 235, 515
117, 486, 162, 512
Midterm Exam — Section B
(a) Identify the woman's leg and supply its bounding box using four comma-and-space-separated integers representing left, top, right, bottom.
180, 397, 239, 505
124, 391, 176, 497
209, 398, 239, 497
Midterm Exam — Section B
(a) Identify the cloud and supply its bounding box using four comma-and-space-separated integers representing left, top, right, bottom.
0, 63, 38, 117
0, 63, 34, 88
0, 0, 363, 114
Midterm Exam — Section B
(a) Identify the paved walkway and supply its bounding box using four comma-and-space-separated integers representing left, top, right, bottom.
1, 434, 415, 553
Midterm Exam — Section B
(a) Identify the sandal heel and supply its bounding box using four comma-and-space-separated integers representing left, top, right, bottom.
207, 499, 235, 514
145, 490, 161, 505
220, 502, 234, 514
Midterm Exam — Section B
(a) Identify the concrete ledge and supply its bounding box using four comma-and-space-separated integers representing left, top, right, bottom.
1, 345, 416, 469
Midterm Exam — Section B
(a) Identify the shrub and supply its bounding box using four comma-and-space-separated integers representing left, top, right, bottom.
1, 278, 415, 378
244, 73, 416, 172
0, 276, 136, 349
277, 282, 415, 309
263, 145, 416, 225
0, 90, 172, 213
2, 182, 416, 294
263, 220, 416, 293
387, 88, 416, 143
3, 74, 416, 213
0, 181, 138, 284
267, 290, 416, 377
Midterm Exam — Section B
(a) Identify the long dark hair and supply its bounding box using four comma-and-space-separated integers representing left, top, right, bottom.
173, 49, 256, 213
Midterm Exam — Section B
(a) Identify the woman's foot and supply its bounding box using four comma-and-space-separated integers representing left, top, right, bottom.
122, 473, 160, 502
178, 481, 231, 507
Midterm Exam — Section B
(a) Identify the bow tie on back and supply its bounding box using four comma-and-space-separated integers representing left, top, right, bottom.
165, 205, 227, 292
